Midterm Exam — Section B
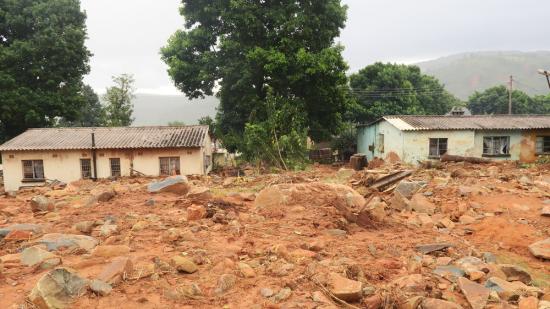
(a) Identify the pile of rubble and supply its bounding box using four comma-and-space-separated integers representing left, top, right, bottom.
0, 162, 547, 308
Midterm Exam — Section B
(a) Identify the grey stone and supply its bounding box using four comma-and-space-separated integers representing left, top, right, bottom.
74, 221, 95, 234
458, 277, 490, 309
395, 181, 425, 199
90, 279, 112, 296
29, 268, 89, 309
498, 264, 532, 284
147, 175, 190, 194
0, 223, 43, 239
21, 246, 59, 267
542, 205, 550, 216
145, 199, 155, 206
415, 242, 454, 254
30, 195, 54, 212
99, 224, 118, 237
272, 287, 292, 303
260, 288, 274, 298
325, 229, 347, 237
433, 265, 465, 282
482, 252, 497, 263
36, 233, 99, 252
96, 190, 116, 202
215, 274, 237, 295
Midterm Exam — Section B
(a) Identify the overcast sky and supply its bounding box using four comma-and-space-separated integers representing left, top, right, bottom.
80, 0, 550, 95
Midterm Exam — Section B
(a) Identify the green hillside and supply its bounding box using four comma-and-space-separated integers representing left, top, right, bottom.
416, 51, 550, 100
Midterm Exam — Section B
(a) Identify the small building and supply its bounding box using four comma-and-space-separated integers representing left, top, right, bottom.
357, 115, 550, 164
0, 126, 212, 191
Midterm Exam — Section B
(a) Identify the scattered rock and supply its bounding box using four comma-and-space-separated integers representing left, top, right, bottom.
74, 221, 95, 234
99, 224, 118, 237
391, 274, 425, 293
415, 242, 454, 254
30, 195, 55, 212
498, 264, 532, 284
36, 233, 99, 252
485, 277, 542, 300
96, 190, 116, 202
395, 181, 424, 199
409, 194, 436, 214
433, 265, 465, 282
238, 262, 256, 278
186, 186, 212, 200
215, 274, 237, 295
21, 247, 61, 269
260, 287, 274, 298
273, 287, 292, 303
518, 296, 539, 309
458, 277, 490, 309
131, 221, 148, 232
97, 256, 133, 285
145, 198, 155, 206
187, 205, 207, 221
90, 279, 112, 296
147, 175, 190, 195
328, 273, 363, 302
528, 238, 550, 259
171, 256, 198, 273
459, 215, 476, 224
436, 217, 455, 229
29, 268, 89, 309
542, 205, 550, 216
389, 192, 410, 211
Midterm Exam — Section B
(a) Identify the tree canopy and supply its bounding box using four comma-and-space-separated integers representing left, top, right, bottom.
161, 1, 351, 154
58, 85, 105, 127
0, 0, 91, 140
103, 74, 135, 127
349, 63, 459, 123
467, 85, 550, 115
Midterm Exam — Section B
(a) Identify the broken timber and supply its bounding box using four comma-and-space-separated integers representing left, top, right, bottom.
369, 170, 413, 191
440, 154, 491, 164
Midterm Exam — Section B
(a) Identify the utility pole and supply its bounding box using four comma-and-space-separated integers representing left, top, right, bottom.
508, 75, 513, 115
538, 69, 550, 90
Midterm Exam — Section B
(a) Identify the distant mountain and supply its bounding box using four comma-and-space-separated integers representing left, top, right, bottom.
416, 51, 550, 100
131, 94, 218, 126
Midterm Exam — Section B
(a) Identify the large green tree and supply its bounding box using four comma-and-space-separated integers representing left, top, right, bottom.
161, 1, 350, 152
58, 85, 105, 127
103, 74, 135, 127
349, 63, 459, 123
467, 85, 549, 114
0, 0, 91, 140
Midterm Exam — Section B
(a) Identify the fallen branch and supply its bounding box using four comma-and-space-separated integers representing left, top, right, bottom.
440, 154, 491, 164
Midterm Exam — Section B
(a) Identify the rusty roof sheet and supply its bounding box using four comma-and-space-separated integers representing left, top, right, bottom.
0, 126, 209, 151
364, 115, 550, 131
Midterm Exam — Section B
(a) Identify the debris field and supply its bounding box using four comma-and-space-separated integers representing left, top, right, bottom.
0, 162, 549, 309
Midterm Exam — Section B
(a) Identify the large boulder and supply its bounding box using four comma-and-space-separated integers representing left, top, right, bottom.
254, 182, 366, 224
528, 238, 550, 260
35, 233, 99, 253
30, 196, 55, 212
21, 247, 61, 269
147, 175, 190, 195
29, 268, 89, 309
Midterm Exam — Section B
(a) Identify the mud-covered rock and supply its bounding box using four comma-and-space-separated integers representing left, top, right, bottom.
29, 268, 88, 309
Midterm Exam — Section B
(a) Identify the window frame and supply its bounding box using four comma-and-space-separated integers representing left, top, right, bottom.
159, 157, 180, 176
109, 158, 121, 177
482, 136, 511, 157
22, 160, 45, 182
428, 138, 448, 158
80, 159, 92, 179
377, 133, 385, 153
536, 136, 550, 155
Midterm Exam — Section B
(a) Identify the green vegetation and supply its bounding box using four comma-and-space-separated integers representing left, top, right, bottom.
0, 0, 91, 141
167, 121, 186, 126
103, 74, 135, 127
349, 63, 460, 123
467, 85, 550, 114
161, 0, 351, 167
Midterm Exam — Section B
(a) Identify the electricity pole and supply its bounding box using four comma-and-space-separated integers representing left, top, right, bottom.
538, 69, 550, 90
508, 75, 513, 115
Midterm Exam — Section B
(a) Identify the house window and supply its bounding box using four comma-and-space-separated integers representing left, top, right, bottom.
110, 158, 121, 177
378, 134, 385, 153
80, 159, 92, 179
159, 157, 180, 176
429, 138, 448, 158
483, 136, 510, 156
22, 160, 44, 180
536, 136, 550, 154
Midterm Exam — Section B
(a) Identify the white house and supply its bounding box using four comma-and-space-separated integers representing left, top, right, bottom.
0, 126, 212, 191
357, 115, 550, 164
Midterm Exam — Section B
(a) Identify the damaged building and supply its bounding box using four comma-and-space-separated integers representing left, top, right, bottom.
357, 115, 550, 164
0, 126, 212, 191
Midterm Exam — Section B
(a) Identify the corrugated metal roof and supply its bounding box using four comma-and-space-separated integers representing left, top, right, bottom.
361, 115, 550, 131
0, 126, 209, 151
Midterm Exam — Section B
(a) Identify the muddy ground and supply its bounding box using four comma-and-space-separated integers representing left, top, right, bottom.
0, 161, 548, 309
